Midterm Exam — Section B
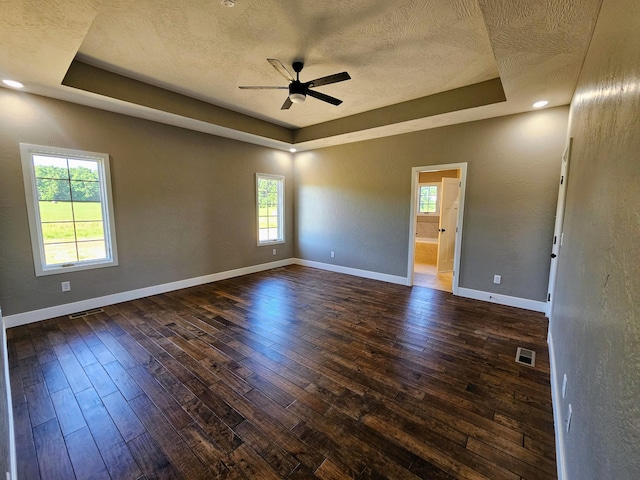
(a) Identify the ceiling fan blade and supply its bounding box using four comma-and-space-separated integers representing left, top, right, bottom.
307, 89, 343, 106
239, 86, 288, 89
281, 97, 293, 110
267, 59, 295, 82
308, 72, 351, 88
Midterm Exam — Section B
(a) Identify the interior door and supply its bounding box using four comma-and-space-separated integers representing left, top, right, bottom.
437, 177, 460, 272
546, 138, 573, 317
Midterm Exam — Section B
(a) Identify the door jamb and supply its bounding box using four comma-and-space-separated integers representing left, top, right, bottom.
407, 162, 468, 295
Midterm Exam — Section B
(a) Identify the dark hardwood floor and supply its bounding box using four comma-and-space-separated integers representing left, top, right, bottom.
8, 265, 557, 479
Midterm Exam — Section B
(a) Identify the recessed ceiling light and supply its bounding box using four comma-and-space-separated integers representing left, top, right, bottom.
289, 148, 297, 153
220, 0, 235, 6
2, 79, 24, 89
533, 100, 549, 108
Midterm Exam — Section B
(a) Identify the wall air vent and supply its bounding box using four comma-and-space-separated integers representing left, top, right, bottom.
515, 347, 536, 367
68, 308, 104, 319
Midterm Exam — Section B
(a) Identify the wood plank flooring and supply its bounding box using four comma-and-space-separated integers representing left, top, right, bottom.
8, 265, 557, 479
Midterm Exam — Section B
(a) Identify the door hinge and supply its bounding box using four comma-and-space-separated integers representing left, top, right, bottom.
548, 293, 551, 301
459, 181, 462, 187
560, 175, 564, 185
554, 235, 557, 245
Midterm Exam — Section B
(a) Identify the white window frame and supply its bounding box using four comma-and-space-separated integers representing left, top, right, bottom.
417, 182, 440, 216
256, 173, 284, 246
19, 143, 118, 276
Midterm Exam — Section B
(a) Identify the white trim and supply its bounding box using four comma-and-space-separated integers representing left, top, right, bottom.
407, 163, 467, 295
1, 312, 18, 480
3, 259, 295, 328
294, 259, 409, 286
456, 287, 547, 313
548, 330, 567, 480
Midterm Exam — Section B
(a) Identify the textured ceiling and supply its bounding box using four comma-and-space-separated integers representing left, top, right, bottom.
0, 0, 603, 150
76, 0, 499, 128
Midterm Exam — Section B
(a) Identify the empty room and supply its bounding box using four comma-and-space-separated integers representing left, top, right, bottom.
0, 1, 638, 479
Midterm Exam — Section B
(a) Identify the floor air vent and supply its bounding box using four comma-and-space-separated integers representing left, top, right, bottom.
69, 308, 104, 319
515, 347, 536, 367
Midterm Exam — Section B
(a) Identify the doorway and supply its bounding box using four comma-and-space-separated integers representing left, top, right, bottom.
407, 163, 468, 294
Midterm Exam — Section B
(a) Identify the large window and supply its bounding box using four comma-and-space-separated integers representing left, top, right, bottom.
256, 173, 284, 245
418, 183, 440, 215
20, 144, 118, 276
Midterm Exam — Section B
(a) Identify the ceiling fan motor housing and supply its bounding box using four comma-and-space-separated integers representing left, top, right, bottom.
289, 81, 307, 103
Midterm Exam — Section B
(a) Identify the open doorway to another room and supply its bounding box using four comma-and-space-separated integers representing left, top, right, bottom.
408, 164, 467, 293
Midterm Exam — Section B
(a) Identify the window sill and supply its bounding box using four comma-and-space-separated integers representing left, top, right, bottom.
258, 240, 285, 247
36, 259, 118, 277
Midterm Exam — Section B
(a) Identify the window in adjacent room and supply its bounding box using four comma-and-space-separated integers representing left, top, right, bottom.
256, 173, 284, 245
418, 183, 440, 215
20, 143, 118, 276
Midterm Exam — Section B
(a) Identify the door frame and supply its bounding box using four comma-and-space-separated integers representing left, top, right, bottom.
546, 138, 573, 318
407, 162, 468, 294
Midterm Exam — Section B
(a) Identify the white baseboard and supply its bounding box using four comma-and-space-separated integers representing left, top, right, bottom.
4, 259, 544, 328
3, 259, 295, 328
457, 287, 547, 313
548, 330, 567, 480
294, 258, 409, 286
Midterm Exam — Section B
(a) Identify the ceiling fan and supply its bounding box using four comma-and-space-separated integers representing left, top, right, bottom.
239, 59, 351, 110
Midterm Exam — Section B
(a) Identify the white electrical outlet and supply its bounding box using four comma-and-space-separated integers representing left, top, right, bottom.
272, 248, 277, 255
61, 281, 71, 292
566, 404, 573, 432
331, 251, 335, 258
562, 374, 568, 398
493, 275, 501, 284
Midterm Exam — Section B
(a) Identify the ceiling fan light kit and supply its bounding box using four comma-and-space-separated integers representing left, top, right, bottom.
289, 93, 306, 103
239, 59, 351, 110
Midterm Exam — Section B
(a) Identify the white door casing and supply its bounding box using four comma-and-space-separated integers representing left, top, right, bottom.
407, 163, 468, 294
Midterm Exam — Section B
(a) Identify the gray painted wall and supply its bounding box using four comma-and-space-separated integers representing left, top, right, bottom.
549, 0, 640, 477
294, 108, 568, 301
0, 91, 567, 316
0, 91, 294, 316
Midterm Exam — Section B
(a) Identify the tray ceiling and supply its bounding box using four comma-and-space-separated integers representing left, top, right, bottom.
0, 0, 603, 150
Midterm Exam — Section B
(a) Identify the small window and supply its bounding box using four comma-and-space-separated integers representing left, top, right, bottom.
256, 173, 284, 245
20, 144, 118, 276
418, 183, 440, 215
